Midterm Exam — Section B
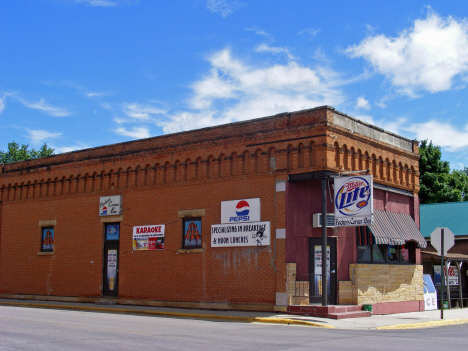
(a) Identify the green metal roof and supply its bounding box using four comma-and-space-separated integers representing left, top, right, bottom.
420, 202, 468, 238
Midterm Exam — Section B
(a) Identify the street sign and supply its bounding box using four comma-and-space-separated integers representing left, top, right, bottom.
430, 227, 455, 256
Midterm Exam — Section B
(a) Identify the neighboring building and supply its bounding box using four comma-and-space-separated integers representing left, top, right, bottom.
0, 106, 426, 315
420, 202, 468, 308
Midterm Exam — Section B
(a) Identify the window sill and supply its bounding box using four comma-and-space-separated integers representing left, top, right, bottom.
37, 252, 54, 256
178, 248, 204, 254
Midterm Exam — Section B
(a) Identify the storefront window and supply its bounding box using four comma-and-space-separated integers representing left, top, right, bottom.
357, 245, 371, 262
372, 245, 386, 263
400, 244, 413, 263
387, 245, 400, 262
357, 244, 413, 264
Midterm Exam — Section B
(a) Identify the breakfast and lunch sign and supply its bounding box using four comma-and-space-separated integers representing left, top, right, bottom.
334, 175, 373, 227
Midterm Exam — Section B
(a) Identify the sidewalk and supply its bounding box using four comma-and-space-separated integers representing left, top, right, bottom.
1, 298, 468, 330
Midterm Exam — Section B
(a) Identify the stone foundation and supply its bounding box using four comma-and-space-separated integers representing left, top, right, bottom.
339, 264, 424, 306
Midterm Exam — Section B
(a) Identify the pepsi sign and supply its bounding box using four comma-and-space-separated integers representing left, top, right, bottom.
99, 195, 122, 216
333, 175, 373, 227
221, 198, 261, 224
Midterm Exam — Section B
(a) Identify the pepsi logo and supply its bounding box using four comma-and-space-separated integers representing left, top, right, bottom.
235, 200, 250, 216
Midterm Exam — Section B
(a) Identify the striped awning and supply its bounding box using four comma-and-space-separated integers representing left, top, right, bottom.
387, 211, 427, 248
368, 210, 406, 246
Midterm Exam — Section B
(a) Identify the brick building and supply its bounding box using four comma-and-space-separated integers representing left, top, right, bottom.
0, 106, 426, 314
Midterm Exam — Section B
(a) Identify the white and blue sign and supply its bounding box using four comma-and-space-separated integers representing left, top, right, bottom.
423, 274, 438, 310
334, 175, 373, 227
99, 195, 123, 216
221, 198, 261, 224
106, 224, 120, 240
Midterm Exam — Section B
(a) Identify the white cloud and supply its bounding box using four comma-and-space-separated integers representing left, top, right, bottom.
160, 48, 344, 133
0, 95, 5, 114
255, 44, 295, 60
114, 126, 150, 139
75, 0, 138, 7
122, 103, 166, 120
85, 92, 106, 98
26, 129, 62, 145
404, 120, 468, 151
355, 96, 371, 110
346, 10, 468, 95
19, 97, 72, 117
245, 27, 270, 38
206, 0, 243, 18
299, 28, 321, 39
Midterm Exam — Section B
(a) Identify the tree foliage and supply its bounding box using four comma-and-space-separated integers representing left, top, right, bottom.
419, 140, 468, 204
0, 142, 55, 164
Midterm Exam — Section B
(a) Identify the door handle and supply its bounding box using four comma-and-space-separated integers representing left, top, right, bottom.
331, 270, 336, 273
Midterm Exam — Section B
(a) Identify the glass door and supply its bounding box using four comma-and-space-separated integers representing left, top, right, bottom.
103, 224, 120, 297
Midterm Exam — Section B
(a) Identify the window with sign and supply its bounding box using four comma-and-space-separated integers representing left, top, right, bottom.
357, 243, 414, 264
41, 227, 54, 252
183, 218, 202, 249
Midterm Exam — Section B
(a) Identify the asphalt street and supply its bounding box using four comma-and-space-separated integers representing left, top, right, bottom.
1, 305, 468, 351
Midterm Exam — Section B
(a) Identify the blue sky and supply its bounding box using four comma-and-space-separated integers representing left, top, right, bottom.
2, 1, 468, 170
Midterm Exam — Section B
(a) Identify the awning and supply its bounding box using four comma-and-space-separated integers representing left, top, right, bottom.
387, 211, 427, 248
368, 210, 405, 246
365, 210, 427, 248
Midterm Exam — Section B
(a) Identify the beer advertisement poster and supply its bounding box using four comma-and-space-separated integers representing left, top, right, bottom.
184, 220, 202, 248
106, 224, 120, 241
41, 228, 54, 251
334, 175, 373, 227
132, 224, 165, 250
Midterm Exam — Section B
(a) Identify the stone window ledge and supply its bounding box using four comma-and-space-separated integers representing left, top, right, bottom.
177, 248, 204, 254
37, 252, 54, 256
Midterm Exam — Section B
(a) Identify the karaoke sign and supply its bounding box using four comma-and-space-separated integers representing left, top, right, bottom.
334, 175, 373, 227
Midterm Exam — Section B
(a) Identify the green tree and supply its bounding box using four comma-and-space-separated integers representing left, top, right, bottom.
0, 141, 55, 164
419, 140, 468, 203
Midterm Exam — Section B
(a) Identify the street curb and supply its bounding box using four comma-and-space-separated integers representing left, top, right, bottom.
0, 301, 333, 328
377, 319, 468, 330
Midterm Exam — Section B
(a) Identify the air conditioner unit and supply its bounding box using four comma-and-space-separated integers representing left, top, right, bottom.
312, 213, 335, 228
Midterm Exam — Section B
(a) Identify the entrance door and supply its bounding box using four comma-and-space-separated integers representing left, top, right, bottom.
309, 238, 337, 305
103, 224, 120, 297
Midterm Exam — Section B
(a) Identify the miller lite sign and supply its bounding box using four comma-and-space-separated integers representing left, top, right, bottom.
333, 175, 373, 227
221, 198, 261, 224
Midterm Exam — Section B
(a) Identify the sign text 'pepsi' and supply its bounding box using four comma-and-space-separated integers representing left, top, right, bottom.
333, 175, 373, 227
221, 198, 261, 224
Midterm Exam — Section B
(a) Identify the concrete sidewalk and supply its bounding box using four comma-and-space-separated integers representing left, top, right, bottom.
1, 298, 468, 330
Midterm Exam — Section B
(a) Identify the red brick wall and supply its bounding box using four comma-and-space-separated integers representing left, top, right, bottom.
0, 106, 420, 306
